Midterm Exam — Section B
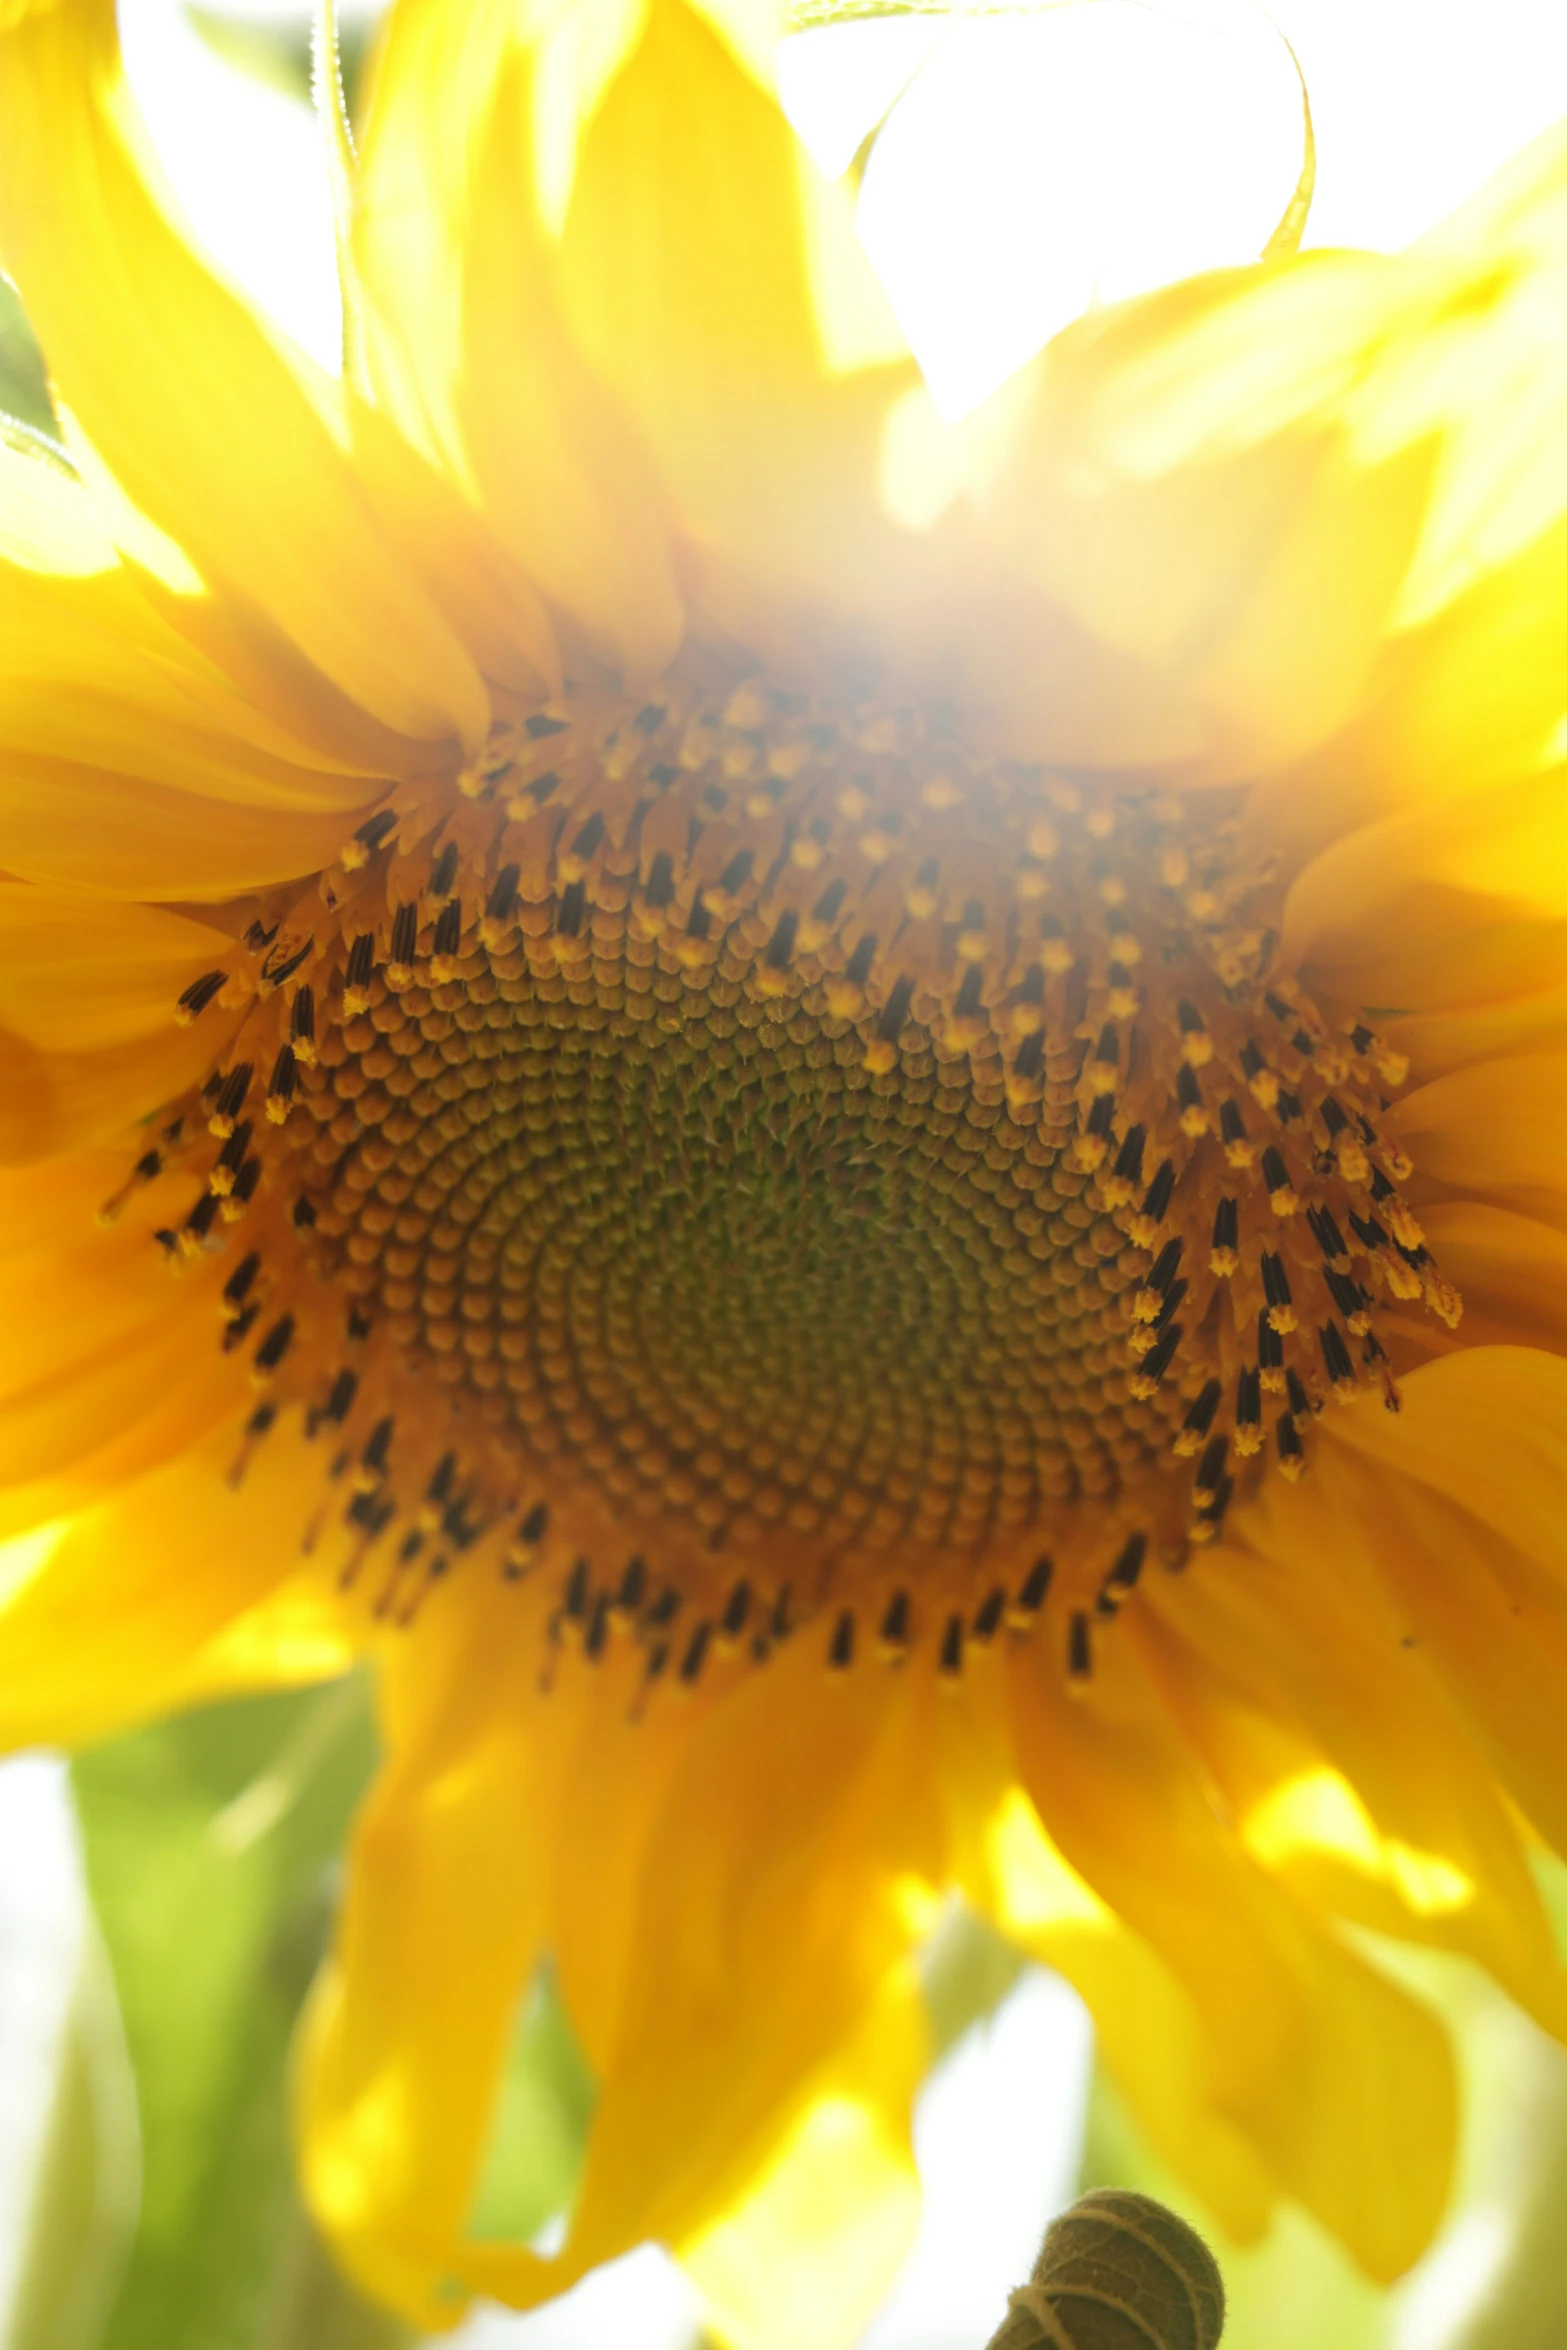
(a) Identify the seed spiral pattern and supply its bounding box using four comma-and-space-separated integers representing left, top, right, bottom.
112, 658, 1459, 1694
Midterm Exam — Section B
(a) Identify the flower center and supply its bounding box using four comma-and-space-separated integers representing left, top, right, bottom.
136, 660, 1458, 1689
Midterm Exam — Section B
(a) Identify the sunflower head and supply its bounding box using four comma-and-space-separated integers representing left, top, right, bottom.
3, 0, 1567, 2341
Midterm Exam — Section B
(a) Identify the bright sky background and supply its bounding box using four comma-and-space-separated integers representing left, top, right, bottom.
5, 3, 1567, 2344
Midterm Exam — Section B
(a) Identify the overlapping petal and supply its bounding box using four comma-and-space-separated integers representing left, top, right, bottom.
0, 889, 238, 1158
0, 1404, 356, 1751
0, 0, 489, 756
2, 0, 1567, 2332
352, 0, 682, 677
1004, 1637, 1455, 2280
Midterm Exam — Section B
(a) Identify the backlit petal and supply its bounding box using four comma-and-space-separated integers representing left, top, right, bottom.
1327, 1346, 1567, 1582
0, 1409, 346, 1751
352, 0, 682, 676
0, 0, 489, 751
1005, 1640, 1455, 2280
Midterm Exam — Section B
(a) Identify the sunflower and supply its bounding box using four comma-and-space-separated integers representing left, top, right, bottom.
3, 0, 1567, 2339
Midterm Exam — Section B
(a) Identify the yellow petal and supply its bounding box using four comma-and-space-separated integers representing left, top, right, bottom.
348, 399, 561, 699
1326, 1345, 1567, 1581
0, 1408, 344, 1752
1, 754, 370, 901
937, 1690, 1274, 2243
557, 0, 912, 630
1385, 119, 1567, 626
1138, 1519, 1567, 2040
0, 888, 233, 1055
1, 427, 391, 800
301, 1577, 583, 2330
989, 117, 1567, 794
1385, 1056, 1567, 1226
1284, 768, 1567, 1029
352, 0, 681, 677
1246, 512, 1567, 874
1306, 1459, 1567, 1860
0, 428, 409, 894
1004, 1639, 1454, 2279
0, 0, 488, 751
682, 1968, 925, 2350
564, 1645, 940, 2271
0, 885, 240, 1158
1381, 975, 1567, 1083
1419, 1201, 1567, 1351
972, 273, 1433, 780
454, 1639, 942, 2333
0, 1157, 241, 1525
162, 1570, 358, 1708
0, 1153, 247, 1477
547, 1660, 711, 2075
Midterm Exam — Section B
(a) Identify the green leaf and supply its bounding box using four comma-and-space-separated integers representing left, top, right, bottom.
920, 1900, 1025, 2061
466, 1963, 597, 2247
0, 274, 58, 441
48, 1678, 409, 2350
6, 1932, 140, 2350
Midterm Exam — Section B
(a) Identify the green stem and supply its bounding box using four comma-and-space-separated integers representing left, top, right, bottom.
263, 2224, 416, 2350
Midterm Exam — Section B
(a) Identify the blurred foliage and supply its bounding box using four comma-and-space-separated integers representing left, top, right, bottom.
467, 1967, 596, 2249
0, 275, 57, 439
921, 1900, 1025, 2061
11, 1681, 410, 2350
7, 1678, 635, 2349
11, 1692, 1567, 2350
7, 1936, 140, 2350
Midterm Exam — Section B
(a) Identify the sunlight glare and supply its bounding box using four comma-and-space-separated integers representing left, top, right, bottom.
119, 0, 342, 371
781, 0, 1567, 418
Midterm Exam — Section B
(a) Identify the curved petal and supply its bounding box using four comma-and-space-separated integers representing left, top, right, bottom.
0, 1154, 239, 1504
0, 1405, 347, 1752
0, 427, 396, 894
968, 270, 1434, 780
559, 1647, 941, 2274
680, 1968, 925, 2350
1382, 975, 1567, 1083
1285, 768, 1567, 1040
352, 0, 682, 676
456, 1641, 943, 2335
936, 1687, 1275, 2244
1418, 1201, 1567, 1352
1137, 1514, 1567, 2039
1240, 1434, 1567, 1861
1327, 1467, 1567, 1861
556, 0, 914, 633
979, 116, 1567, 793
0, 0, 488, 752
1246, 510, 1567, 874
0, 887, 241, 1159
1004, 1639, 1454, 2280
1, 428, 397, 803
0, 754, 367, 901
300, 1578, 590, 2329
1325, 1345, 1567, 1584
1386, 1057, 1567, 1227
